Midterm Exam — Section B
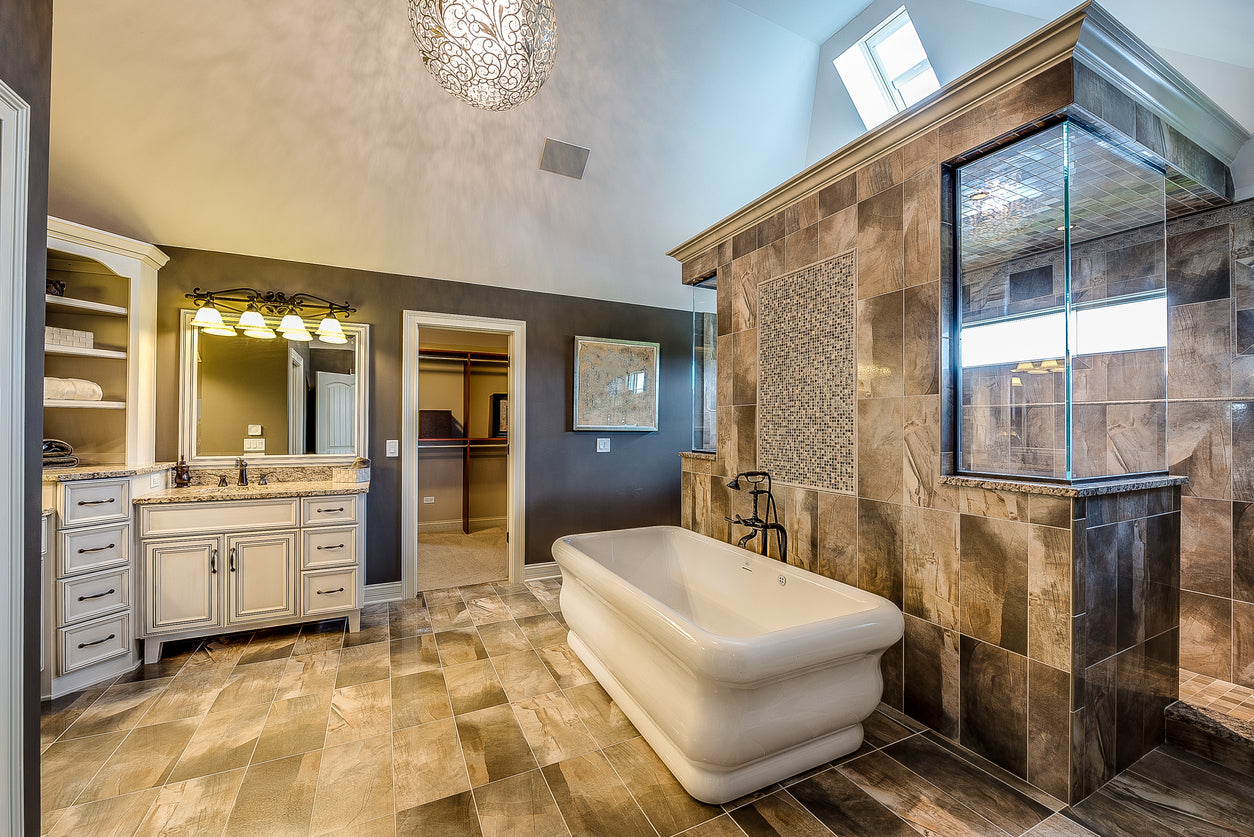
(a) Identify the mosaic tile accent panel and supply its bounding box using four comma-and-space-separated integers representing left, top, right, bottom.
758, 252, 856, 492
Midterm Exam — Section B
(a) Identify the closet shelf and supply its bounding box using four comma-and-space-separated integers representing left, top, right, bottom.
45, 294, 127, 316
44, 399, 126, 410
45, 344, 127, 360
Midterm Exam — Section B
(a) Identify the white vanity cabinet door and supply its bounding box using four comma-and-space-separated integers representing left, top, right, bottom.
226, 532, 297, 625
144, 536, 221, 635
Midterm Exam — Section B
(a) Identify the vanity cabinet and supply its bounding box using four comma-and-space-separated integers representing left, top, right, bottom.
138, 492, 365, 663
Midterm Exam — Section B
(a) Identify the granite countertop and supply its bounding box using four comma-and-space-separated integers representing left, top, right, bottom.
939, 473, 1188, 497
134, 481, 369, 505
43, 462, 173, 482
679, 451, 717, 461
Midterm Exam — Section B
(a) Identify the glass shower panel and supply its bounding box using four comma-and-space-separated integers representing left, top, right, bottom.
692, 277, 717, 452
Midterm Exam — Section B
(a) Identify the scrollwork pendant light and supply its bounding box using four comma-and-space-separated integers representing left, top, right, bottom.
409, 0, 557, 111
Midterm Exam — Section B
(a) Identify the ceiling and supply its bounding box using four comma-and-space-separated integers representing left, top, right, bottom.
47, 1, 1254, 312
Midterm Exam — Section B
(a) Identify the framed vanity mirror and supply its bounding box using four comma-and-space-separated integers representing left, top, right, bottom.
179, 310, 370, 465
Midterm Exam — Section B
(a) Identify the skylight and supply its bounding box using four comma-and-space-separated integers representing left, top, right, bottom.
834, 7, 940, 130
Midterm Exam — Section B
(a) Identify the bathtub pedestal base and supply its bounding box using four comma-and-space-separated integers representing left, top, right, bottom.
568, 631, 865, 805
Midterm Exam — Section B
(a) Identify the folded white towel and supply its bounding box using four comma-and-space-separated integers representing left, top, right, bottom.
44, 377, 103, 401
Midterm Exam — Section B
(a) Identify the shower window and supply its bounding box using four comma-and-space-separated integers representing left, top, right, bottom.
692, 276, 717, 452
955, 120, 1167, 481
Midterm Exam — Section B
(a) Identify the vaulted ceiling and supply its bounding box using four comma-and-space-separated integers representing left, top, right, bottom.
48, 1, 1254, 311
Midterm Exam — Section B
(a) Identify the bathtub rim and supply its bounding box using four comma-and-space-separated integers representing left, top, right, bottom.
552, 525, 904, 686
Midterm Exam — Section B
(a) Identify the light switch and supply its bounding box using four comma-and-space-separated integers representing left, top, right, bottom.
596, 438, 611, 453
423, 496, 436, 504
243, 438, 265, 452
386, 439, 399, 457
247, 424, 263, 436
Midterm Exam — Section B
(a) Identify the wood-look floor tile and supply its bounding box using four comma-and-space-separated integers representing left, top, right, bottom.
1027, 813, 1102, 835
729, 790, 835, 837
466, 594, 513, 626
837, 750, 1007, 837
113, 641, 198, 685
564, 682, 638, 748
918, 730, 1065, 812
275, 650, 341, 701
61, 679, 170, 739
541, 750, 655, 837
396, 790, 482, 836
883, 731, 1052, 834
252, 693, 330, 763
225, 750, 321, 837
515, 614, 568, 648
47, 787, 159, 837
473, 770, 570, 837
512, 692, 598, 767
445, 658, 509, 715
1104, 747, 1254, 836
477, 620, 533, 658
425, 588, 464, 607
535, 642, 595, 689
40, 686, 108, 746
327, 679, 392, 747
721, 784, 783, 813
388, 601, 433, 639
40, 731, 127, 812
390, 634, 441, 677
342, 622, 390, 649
604, 736, 721, 836
392, 670, 452, 730
41, 806, 67, 835
788, 768, 918, 837
134, 767, 247, 837
324, 815, 396, 836
207, 658, 288, 714
139, 668, 231, 725
76, 717, 200, 803
336, 641, 390, 688
860, 710, 916, 749
293, 618, 346, 656
393, 718, 470, 810
525, 583, 562, 613
310, 734, 394, 835
238, 626, 301, 665
494, 650, 559, 701
167, 703, 269, 783
493, 582, 533, 596
436, 628, 489, 666
677, 814, 751, 836
184, 633, 252, 671
500, 593, 550, 620
457, 703, 539, 787
429, 601, 474, 632
1062, 788, 1192, 837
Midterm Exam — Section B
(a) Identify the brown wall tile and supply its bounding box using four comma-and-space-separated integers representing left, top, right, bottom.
818, 174, 856, 219
903, 283, 940, 396
1168, 400, 1233, 499
857, 155, 902, 202
1180, 497, 1233, 597
858, 499, 904, 607
857, 291, 904, 398
1234, 600, 1254, 687
904, 396, 956, 512
1235, 502, 1254, 603
817, 491, 859, 585
904, 173, 941, 289
1027, 660, 1070, 801
784, 224, 819, 273
731, 329, 758, 407
785, 194, 819, 236
1168, 300, 1232, 399
782, 486, 819, 569
1029, 524, 1072, 671
730, 250, 761, 333
903, 615, 959, 738
818, 206, 857, 260
858, 398, 904, 503
960, 514, 1029, 655
1234, 402, 1254, 501
1180, 589, 1232, 680
857, 185, 905, 299
899, 131, 939, 181
960, 635, 1028, 776
903, 506, 960, 630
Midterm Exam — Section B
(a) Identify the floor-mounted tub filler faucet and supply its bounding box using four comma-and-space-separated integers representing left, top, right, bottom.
725, 470, 787, 564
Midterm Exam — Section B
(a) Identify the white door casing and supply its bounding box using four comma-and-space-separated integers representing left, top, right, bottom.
288, 349, 306, 455
315, 371, 355, 455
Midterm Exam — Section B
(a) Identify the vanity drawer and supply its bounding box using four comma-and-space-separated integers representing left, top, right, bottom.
60, 479, 130, 527
140, 498, 299, 538
59, 611, 131, 675
59, 566, 130, 626
58, 522, 129, 577
302, 496, 357, 527
302, 567, 359, 616
302, 526, 357, 570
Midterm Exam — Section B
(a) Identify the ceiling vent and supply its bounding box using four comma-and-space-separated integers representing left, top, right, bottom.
539, 138, 590, 180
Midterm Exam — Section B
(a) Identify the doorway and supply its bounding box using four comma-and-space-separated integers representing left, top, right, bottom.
401, 312, 525, 599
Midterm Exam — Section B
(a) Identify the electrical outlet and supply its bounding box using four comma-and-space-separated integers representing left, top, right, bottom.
150, 473, 163, 488
386, 439, 399, 457
243, 438, 265, 452
596, 438, 611, 453
423, 496, 436, 504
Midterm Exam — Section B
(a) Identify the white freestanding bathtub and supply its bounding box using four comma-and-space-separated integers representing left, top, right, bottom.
552, 525, 904, 804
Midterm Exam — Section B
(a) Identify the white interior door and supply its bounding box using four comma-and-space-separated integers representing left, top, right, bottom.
288, 350, 306, 455
315, 371, 355, 455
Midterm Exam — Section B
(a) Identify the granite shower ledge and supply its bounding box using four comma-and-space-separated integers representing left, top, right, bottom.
134, 481, 369, 505
42, 462, 174, 482
679, 451, 716, 462
940, 474, 1187, 497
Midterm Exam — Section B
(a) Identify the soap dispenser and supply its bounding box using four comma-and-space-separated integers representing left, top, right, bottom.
173, 456, 191, 488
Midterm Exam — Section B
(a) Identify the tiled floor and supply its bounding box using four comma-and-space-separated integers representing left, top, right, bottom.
39, 579, 1254, 836
1180, 669, 1254, 722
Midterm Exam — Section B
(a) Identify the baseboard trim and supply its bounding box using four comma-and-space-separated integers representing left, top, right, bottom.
523, 561, 561, 581
364, 581, 404, 604
418, 517, 507, 534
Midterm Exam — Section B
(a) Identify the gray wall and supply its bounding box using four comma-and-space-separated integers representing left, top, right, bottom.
2, 0, 52, 828
154, 248, 691, 582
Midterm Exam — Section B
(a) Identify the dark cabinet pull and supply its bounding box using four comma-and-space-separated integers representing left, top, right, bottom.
77, 543, 115, 554
316, 587, 345, 595
210, 548, 218, 574
77, 588, 116, 601
77, 633, 116, 649
316, 544, 345, 550
77, 498, 116, 506
230, 548, 237, 572
316, 507, 345, 514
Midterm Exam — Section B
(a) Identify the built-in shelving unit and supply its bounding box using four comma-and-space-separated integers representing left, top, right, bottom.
44, 400, 127, 410
44, 344, 127, 360
45, 293, 128, 317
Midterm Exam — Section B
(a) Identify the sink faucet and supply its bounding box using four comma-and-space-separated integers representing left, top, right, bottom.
725, 470, 788, 563
236, 457, 248, 486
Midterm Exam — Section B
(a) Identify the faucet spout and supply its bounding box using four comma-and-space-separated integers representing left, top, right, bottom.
236, 457, 248, 486
726, 470, 787, 562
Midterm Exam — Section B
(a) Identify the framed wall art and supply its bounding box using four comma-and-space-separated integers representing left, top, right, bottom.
572, 336, 659, 431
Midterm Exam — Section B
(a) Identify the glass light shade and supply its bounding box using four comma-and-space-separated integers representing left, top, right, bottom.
243, 327, 276, 340
237, 308, 266, 330
318, 332, 348, 345
316, 317, 345, 340
408, 0, 557, 112
190, 305, 225, 328
283, 329, 313, 342
202, 325, 237, 337
278, 313, 306, 333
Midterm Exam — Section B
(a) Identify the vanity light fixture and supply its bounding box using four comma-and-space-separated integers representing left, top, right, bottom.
186, 287, 356, 342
